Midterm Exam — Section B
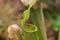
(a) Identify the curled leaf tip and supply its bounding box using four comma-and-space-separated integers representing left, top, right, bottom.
23, 24, 38, 32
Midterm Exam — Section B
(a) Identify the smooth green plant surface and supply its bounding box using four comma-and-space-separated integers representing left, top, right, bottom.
31, 3, 47, 40
21, 0, 48, 40
21, 0, 39, 40
21, 0, 37, 26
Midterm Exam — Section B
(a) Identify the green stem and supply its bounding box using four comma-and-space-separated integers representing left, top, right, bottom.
21, 6, 31, 26
21, 4, 39, 40
31, 3, 47, 40
58, 29, 60, 40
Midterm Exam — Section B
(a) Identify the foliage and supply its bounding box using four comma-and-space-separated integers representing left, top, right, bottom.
0, 0, 60, 40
